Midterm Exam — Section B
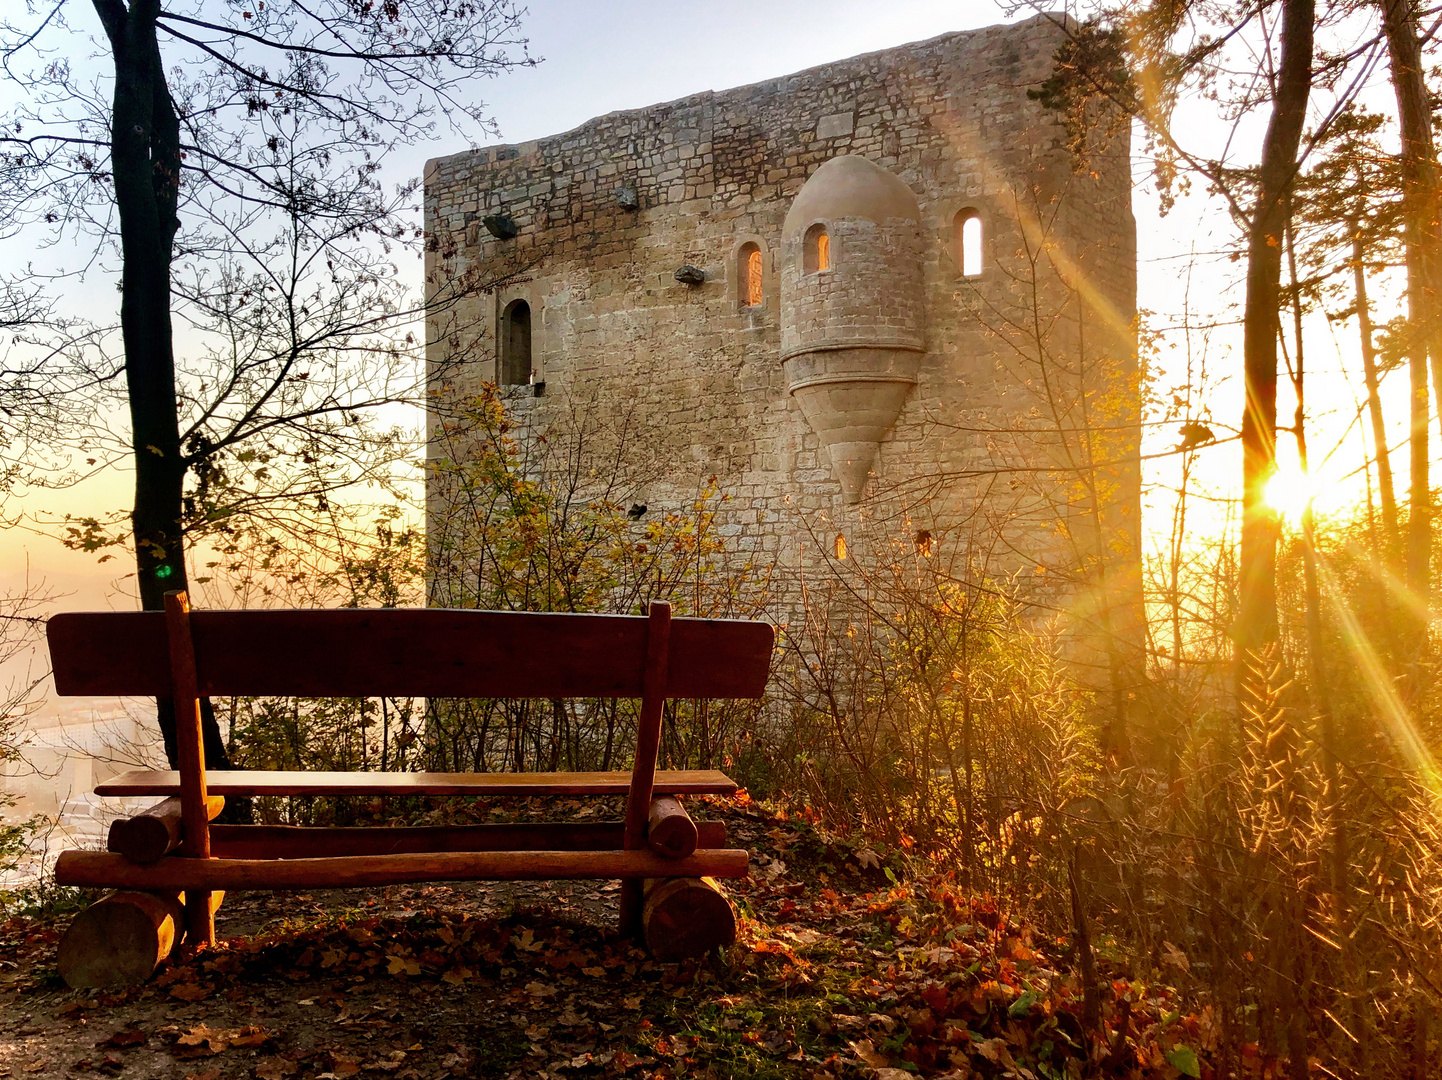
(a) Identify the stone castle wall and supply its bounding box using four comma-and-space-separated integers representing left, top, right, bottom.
424, 13, 1138, 625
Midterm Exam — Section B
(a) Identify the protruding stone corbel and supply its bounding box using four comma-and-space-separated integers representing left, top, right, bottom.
482, 212, 518, 240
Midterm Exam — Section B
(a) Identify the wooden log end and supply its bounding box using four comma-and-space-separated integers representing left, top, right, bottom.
108, 795, 225, 864
641, 876, 736, 962
57, 890, 182, 989
647, 795, 698, 859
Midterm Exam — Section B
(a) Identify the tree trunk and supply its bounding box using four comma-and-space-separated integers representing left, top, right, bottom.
94, 0, 232, 771
1353, 232, 1400, 548
1237, 0, 1314, 681
1380, 0, 1438, 604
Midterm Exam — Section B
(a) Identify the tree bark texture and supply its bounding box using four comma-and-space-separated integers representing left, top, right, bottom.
93, 0, 230, 769
1237, 0, 1315, 674
1380, 0, 1438, 602
1353, 233, 1400, 547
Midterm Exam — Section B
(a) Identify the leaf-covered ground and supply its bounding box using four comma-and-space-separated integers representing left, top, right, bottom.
0, 797, 1217, 1079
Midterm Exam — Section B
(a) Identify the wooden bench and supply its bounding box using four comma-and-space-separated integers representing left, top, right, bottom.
47, 593, 773, 985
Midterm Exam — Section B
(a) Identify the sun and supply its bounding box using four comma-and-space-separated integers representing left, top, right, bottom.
1262, 464, 1316, 526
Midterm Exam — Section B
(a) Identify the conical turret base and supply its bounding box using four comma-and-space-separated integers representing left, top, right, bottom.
783, 346, 922, 504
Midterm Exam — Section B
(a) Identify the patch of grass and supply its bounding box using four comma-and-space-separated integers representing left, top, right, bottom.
467, 1019, 530, 1077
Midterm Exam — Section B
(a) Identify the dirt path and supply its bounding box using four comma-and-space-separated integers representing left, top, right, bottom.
0, 802, 1206, 1079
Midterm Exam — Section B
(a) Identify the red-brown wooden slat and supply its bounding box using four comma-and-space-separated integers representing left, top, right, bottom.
54, 848, 750, 890
621, 601, 672, 932
94, 768, 739, 798
207, 820, 727, 859
47, 609, 773, 700
164, 591, 216, 952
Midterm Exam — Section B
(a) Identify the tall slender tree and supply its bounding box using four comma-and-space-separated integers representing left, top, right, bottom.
1236, 0, 1316, 676
1, 1, 529, 764
1378, 0, 1438, 605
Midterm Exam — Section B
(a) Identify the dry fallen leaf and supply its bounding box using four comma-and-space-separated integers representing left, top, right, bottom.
1162, 939, 1191, 973
848, 1039, 888, 1068
169, 982, 213, 1002
102, 1027, 148, 1048
174, 1024, 269, 1056
255, 1056, 300, 1080
385, 955, 421, 977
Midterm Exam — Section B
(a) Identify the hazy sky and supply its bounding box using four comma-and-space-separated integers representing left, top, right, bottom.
449, 1, 1016, 149
0, 0, 1406, 623
1, 0, 1027, 608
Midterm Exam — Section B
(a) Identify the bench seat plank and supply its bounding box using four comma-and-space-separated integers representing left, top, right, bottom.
95, 768, 738, 798
55, 848, 749, 890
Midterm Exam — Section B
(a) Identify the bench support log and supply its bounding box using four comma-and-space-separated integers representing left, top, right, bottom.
620, 602, 673, 936
58, 890, 183, 988
108, 795, 225, 864
56, 847, 747, 890
641, 877, 737, 962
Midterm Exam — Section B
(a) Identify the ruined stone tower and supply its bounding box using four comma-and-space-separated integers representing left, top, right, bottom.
424, 13, 1139, 631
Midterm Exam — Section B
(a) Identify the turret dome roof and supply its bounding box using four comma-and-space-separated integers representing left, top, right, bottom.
783, 155, 921, 235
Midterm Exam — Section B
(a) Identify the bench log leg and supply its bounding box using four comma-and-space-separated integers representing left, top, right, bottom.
641, 876, 736, 962
181, 889, 218, 956
58, 890, 183, 988
619, 879, 643, 936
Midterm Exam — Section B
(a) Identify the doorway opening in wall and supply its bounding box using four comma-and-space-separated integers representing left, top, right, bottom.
804, 223, 830, 274
501, 299, 532, 385
955, 210, 982, 277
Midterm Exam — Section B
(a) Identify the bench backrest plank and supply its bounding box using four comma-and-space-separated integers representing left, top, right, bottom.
47, 608, 774, 700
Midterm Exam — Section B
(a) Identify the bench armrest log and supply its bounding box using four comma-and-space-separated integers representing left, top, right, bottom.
108, 795, 225, 864
647, 796, 698, 859
55, 848, 749, 891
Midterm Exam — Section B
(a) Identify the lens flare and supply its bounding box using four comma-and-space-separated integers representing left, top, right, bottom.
1262, 465, 1316, 526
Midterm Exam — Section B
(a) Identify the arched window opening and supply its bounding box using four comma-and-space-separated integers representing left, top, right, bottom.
738, 243, 764, 308
834, 533, 847, 561
956, 210, 982, 277
804, 223, 830, 274
501, 299, 532, 386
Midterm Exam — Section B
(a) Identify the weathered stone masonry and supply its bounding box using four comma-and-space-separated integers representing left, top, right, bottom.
425, 13, 1139, 623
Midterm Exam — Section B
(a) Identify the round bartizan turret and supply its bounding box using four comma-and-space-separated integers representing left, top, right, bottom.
780, 155, 926, 504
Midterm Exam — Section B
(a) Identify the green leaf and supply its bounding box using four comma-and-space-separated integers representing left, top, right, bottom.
1166, 1045, 1202, 1078
1007, 989, 1038, 1018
